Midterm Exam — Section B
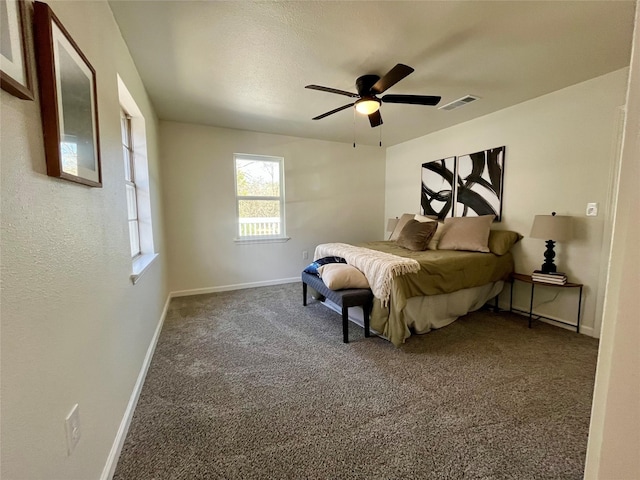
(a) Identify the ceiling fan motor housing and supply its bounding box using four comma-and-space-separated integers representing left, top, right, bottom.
356, 75, 381, 96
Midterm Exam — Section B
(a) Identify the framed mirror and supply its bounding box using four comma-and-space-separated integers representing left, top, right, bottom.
34, 1, 102, 187
0, 0, 34, 100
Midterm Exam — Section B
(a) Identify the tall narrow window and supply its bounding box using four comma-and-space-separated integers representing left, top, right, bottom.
118, 75, 157, 283
234, 154, 286, 240
121, 109, 140, 258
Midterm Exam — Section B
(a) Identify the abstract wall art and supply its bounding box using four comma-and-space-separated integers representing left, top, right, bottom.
455, 146, 505, 221
420, 156, 456, 220
420, 146, 505, 222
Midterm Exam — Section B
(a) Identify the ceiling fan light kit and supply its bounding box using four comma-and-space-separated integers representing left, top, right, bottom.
306, 63, 441, 129
355, 98, 381, 115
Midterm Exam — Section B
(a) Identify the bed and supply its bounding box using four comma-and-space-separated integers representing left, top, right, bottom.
312, 214, 521, 346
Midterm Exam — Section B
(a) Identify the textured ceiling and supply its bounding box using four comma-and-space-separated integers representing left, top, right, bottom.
109, 1, 636, 146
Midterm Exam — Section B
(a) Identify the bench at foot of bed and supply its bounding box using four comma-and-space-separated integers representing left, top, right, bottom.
301, 272, 373, 343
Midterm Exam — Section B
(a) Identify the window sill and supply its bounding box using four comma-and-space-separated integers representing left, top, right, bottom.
130, 253, 159, 284
234, 237, 291, 245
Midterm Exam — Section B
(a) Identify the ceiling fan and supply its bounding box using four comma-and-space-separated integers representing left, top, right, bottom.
305, 64, 441, 128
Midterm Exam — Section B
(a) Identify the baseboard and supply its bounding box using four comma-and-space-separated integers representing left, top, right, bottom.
170, 277, 300, 298
505, 300, 594, 337
100, 294, 172, 480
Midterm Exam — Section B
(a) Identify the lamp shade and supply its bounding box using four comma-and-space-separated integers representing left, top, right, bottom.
386, 217, 399, 232
530, 214, 573, 242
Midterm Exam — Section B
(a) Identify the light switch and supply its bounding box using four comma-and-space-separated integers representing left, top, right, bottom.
586, 203, 598, 216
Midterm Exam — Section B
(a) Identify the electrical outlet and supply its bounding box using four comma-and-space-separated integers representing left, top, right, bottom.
586, 202, 598, 216
65, 404, 81, 455
302, 250, 308, 260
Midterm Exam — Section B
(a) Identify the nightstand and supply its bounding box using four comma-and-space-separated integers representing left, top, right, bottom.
510, 273, 583, 332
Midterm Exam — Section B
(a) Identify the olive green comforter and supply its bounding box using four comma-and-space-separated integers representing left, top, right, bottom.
356, 241, 514, 346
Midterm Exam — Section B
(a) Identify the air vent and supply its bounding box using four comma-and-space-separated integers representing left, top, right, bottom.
438, 95, 480, 111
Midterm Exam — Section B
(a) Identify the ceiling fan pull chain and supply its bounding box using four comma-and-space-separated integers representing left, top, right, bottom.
353, 107, 356, 148
379, 123, 382, 147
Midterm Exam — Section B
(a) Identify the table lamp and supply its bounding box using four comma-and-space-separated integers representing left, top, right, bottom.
530, 212, 573, 273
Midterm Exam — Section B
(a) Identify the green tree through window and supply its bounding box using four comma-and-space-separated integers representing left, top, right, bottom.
234, 154, 285, 238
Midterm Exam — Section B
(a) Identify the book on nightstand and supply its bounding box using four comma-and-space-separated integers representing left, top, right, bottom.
532, 270, 567, 284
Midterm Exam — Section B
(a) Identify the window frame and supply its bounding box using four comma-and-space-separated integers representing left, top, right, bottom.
233, 153, 288, 243
121, 109, 141, 259
118, 75, 158, 283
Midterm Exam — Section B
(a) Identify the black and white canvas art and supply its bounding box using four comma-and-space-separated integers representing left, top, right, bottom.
455, 146, 505, 221
420, 157, 456, 220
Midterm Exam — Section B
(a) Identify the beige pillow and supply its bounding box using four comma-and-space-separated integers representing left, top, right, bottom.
437, 215, 495, 252
396, 219, 438, 251
427, 221, 445, 250
414, 214, 438, 223
389, 213, 416, 241
488, 230, 523, 255
318, 264, 369, 290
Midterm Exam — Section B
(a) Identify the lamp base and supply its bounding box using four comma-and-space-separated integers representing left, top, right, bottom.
540, 239, 557, 273
540, 263, 557, 274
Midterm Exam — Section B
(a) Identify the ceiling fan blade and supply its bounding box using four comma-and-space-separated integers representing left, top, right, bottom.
312, 102, 354, 120
381, 94, 441, 106
305, 85, 359, 98
370, 64, 414, 94
368, 110, 383, 128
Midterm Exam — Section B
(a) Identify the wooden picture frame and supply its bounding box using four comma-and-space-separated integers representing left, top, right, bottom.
1, 0, 34, 99
33, 1, 102, 187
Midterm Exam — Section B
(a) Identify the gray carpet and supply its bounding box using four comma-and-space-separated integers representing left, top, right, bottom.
113, 282, 599, 480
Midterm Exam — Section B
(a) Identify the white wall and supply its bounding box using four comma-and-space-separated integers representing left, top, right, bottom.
0, 1, 168, 479
586, 2, 640, 477
385, 69, 629, 336
160, 122, 386, 294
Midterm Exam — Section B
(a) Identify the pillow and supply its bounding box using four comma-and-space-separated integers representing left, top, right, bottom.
396, 219, 438, 251
412, 214, 443, 249
437, 215, 495, 252
318, 263, 369, 290
488, 230, 523, 255
389, 213, 416, 241
414, 214, 438, 223
427, 221, 445, 250
303, 256, 346, 276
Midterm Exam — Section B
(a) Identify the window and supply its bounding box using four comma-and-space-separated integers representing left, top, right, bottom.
121, 110, 140, 258
118, 75, 157, 283
234, 154, 286, 241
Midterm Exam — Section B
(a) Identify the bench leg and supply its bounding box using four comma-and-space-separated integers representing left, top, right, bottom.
302, 282, 307, 306
342, 307, 349, 343
363, 303, 371, 338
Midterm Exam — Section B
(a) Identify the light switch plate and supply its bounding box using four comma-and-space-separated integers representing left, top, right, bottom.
586, 202, 598, 216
